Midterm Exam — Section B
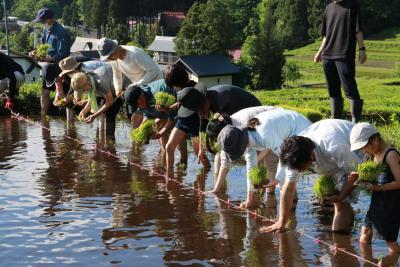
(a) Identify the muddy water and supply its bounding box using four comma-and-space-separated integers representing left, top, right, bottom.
0, 116, 398, 266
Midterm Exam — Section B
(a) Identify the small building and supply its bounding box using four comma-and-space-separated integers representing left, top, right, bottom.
175, 55, 242, 88
0, 50, 42, 83
70, 37, 101, 54
147, 36, 177, 65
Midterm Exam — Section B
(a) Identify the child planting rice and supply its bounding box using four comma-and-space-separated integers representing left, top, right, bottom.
350, 122, 400, 254
313, 175, 336, 199
131, 119, 156, 145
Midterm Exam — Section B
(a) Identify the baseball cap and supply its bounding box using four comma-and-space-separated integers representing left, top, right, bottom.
177, 83, 207, 118
97, 38, 118, 61
33, 7, 54, 23
58, 56, 81, 77
217, 125, 249, 162
41, 63, 61, 87
124, 85, 143, 117
350, 122, 378, 151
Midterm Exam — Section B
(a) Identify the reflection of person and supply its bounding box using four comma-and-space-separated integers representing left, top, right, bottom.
97, 38, 162, 96
71, 67, 126, 138
314, 0, 366, 123
31, 7, 71, 114
349, 123, 400, 253
262, 119, 363, 233
0, 52, 25, 110
215, 109, 311, 208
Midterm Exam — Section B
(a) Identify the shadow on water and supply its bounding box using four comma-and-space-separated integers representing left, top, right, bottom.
0, 116, 398, 266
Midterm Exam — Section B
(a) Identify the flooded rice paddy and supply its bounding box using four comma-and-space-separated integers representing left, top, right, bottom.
0, 116, 399, 266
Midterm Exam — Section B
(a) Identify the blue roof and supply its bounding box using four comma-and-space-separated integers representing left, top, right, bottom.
177, 55, 241, 77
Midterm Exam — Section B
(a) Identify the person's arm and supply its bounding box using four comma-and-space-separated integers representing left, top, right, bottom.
260, 179, 297, 233
314, 37, 326, 63
85, 91, 113, 123
369, 151, 400, 191
356, 32, 367, 64
152, 119, 175, 139
79, 101, 91, 119
211, 151, 231, 193
111, 61, 124, 95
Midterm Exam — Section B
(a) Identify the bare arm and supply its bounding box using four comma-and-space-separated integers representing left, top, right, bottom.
356, 32, 367, 64
314, 37, 327, 63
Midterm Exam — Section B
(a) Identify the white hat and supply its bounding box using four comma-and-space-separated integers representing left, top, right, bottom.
350, 122, 378, 151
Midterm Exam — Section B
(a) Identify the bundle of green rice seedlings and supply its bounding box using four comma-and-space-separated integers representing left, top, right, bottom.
249, 166, 268, 188
36, 44, 51, 58
154, 91, 175, 108
313, 175, 335, 199
131, 119, 156, 145
357, 161, 384, 184
192, 132, 207, 147
53, 98, 66, 106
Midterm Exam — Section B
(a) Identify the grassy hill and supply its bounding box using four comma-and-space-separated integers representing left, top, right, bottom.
254, 27, 400, 123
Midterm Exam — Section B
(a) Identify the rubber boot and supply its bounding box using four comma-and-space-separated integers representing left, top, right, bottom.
330, 97, 344, 119
350, 99, 363, 123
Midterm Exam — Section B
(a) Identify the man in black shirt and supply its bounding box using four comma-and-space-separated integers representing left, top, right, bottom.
0, 53, 25, 110
314, 0, 367, 123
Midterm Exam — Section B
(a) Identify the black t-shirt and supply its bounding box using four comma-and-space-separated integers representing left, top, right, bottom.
207, 85, 261, 115
321, 0, 362, 60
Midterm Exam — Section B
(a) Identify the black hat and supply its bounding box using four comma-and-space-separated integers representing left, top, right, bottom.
33, 7, 54, 23
41, 63, 61, 88
177, 83, 207, 117
218, 125, 249, 162
124, 85, 143, 118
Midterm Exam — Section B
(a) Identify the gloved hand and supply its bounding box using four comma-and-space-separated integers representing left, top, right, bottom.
5, 98, 14, 110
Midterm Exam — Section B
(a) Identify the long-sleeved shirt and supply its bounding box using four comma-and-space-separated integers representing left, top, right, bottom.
41, 21, 71, 62
275, 119, 364, 190
243, 109, 312, 192
111, 46, 163, 93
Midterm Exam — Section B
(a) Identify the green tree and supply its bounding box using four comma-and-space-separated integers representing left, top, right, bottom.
274, 0, 309, 49
62, 0, 80, 26
241, 0, 285, 89
175, 0, 234, 56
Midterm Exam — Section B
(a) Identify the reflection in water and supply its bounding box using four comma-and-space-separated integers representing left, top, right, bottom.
0, 117, 397, 266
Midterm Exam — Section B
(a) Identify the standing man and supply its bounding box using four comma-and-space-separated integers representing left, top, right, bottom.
31, 7, 71, 114
0, 52, 25, 110
97, 38, 163, 97
314, 0, 367, 123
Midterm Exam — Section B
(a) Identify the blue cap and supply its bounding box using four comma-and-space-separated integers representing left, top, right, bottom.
33, 7, 54, 23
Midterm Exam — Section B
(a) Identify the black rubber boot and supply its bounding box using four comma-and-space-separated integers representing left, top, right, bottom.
350, 99, 363, 123
330, 97, 344, 119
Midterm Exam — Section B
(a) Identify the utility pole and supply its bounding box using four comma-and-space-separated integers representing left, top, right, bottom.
2, 0, 10, 55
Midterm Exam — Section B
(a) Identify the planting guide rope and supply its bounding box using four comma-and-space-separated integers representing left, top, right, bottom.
7, 110, 381, 267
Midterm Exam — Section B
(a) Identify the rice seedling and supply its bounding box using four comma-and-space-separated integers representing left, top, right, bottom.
36, 44, 51, 58
154, 91, 175, 108
249, 166, 268, 188
357, 161, 384, 183
131, 119, 156, 145
313, 175, 336, 199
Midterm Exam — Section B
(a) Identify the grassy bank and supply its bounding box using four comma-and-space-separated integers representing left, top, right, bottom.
255, 28, 400, 122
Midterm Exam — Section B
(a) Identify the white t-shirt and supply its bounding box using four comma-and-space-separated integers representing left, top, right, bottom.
111, 46, 163, 93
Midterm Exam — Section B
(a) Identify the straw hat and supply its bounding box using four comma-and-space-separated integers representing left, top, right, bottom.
58, 56, 81, 77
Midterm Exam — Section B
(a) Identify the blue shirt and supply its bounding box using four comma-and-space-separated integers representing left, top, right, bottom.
41, 21, 71, 62
139, 79, 176, 120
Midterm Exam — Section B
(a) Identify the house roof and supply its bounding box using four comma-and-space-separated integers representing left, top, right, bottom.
70, 37, 100, 53
147, 36, 176, 53
177, 55, 241, 77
